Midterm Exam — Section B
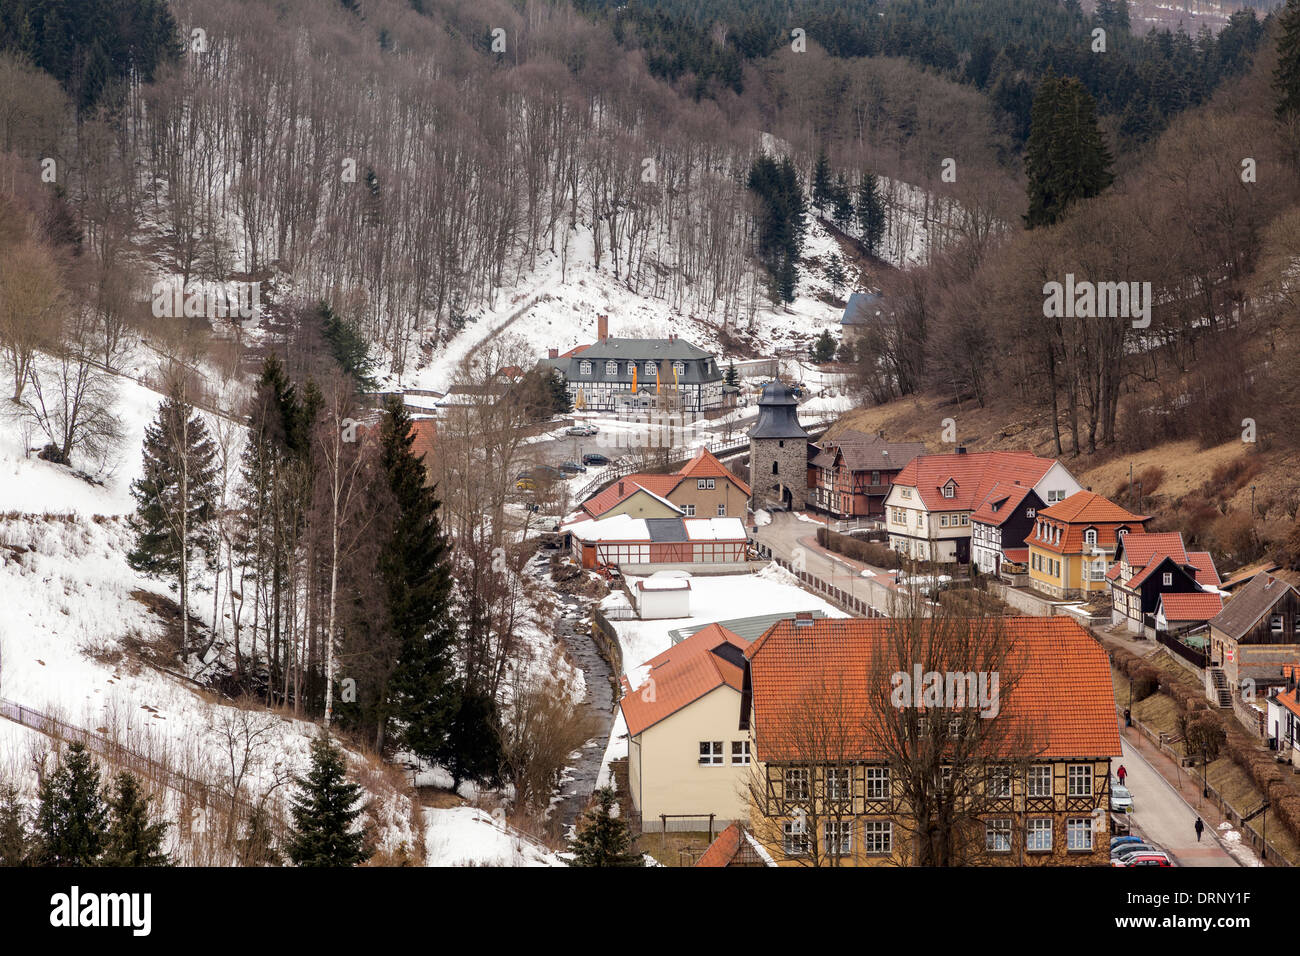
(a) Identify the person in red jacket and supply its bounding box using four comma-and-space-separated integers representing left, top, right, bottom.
1117, 764, 1127, 786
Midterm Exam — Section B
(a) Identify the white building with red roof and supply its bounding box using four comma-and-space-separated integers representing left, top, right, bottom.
883, 450, 1080, 564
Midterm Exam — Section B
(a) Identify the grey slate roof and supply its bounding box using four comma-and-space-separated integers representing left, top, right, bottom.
543, 337, 721, 386
645, 518, 689, 543
841, 292, 885, 327
1210, 571, 1300, 640
814, 430, 926, 474
749, 381, 808, 439
669, 610, 831, 645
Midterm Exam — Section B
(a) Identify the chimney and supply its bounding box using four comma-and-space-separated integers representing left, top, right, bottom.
618, 481, 624, 496
547, 347, 558, 359
793, 612, 814, 628
957, 446, 967, 455
597, 314, 609, 342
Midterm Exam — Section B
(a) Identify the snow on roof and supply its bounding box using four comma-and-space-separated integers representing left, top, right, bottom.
684, 517, 748, 541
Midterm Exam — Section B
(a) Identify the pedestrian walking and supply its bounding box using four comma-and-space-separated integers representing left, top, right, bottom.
1117, 764, 1127, 786
1195, 817, 1204, 842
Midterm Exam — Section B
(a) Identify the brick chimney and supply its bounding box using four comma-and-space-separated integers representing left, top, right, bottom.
618, 481, 624, 496
547, 347, 558, 359
597, 314, 609, 342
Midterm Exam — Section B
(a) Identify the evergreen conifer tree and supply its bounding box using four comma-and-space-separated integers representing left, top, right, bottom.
286, 735, 371, 867
831, 173, 855, 229
34, 743, 107, 866
855, 172, 886, 257
569, 788, 641, 867
811, 148, 832, 213
102, 772, 172, 866
1277, 0, 1300, 119
1024, 73, 1113, 228
128, 384, 219, 655
380, 398, 459, 762
438, 686, 503, 794
0, 783, 30, 866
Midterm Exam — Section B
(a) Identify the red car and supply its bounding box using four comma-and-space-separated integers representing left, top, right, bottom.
1124, 852, 1172, 867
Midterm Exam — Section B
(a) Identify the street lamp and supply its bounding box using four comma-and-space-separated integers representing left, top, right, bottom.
1126, 675, 1133, 727
1202, 747, 1209, 799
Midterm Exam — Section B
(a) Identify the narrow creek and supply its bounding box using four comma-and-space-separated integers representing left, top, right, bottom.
534, 554, 617, 834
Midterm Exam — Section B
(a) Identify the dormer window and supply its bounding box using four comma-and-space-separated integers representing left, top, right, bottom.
673, 362, 685, 377
606, 361, 618, 375
1084, 529, 1097, 548
942, 481, 955, 499
579, 360, 592, 376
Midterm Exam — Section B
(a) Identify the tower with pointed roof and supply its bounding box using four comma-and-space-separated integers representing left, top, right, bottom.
748, 381, 809, 512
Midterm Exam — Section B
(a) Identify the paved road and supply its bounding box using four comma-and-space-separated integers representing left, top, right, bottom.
751, 511, 898, 615
1120, 737, 1238, 866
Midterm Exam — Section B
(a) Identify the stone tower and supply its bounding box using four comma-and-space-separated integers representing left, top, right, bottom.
748, 381, 809, 511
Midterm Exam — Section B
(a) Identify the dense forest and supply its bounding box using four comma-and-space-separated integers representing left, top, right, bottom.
576, 0, 1268, 148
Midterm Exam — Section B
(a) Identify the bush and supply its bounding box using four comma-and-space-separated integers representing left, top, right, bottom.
1132, 665, 1161, 702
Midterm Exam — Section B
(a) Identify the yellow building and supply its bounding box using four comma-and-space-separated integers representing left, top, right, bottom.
1027, 491, 1147, 600
742, 616, 1122, 866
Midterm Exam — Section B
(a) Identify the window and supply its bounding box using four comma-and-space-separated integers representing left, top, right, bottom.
826, 767, 851, 801
717, 504, 726, 517
871, 471, 880, 484
707, 478, 715, 489
698, 741, 723, 766
865, 767, 890, 800
685, 504, 696, 516
1027, 766, 1052, 798
948, 716, 963, 737
1067, 818, 1093, 851
772, 461, 779, 476
697, 479, 707, 490
901, 487, 912, 499
1026, 508, 1036, 518
940, 515, 949, 527
985, 819, 1012, 852
605, 361, 617, 375
579, 360, 592, 376
1067, 765, 1092, 796
940, 766, 953, 792
1162, 572, 1173, 586
1047, 489, 1065, 503
1117, 528, 1127, 538
825, 821, 852, 857
987, 766, 1011, 798
627, 362, 636, 374
863, 821, 892, 855
782, 820, 810, 857
943, 483, 954, 498
784, 768, 810, 802
1271, 614, 1284, 633
731, 741, 750, 765
1084, 529, 1097, 548
1027, 818, 1053, 852
644, 362, 657, 377
961, 514, 969, 526
673, 362, 685, 377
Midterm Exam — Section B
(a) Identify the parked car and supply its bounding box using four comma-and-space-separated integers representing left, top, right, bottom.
581, 453, 611, 466
1110, 785, 1133, 813
1111, 842, 1159, 863
514, 477, 536, 491
533, 464, 565, 480
1123, 853, 1172, 867
1110, 835, 1145, 850
566, 424, 599, 436
560, 461, 587, 474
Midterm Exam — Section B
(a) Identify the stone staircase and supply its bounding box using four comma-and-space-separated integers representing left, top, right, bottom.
1209, 667, 1233, 709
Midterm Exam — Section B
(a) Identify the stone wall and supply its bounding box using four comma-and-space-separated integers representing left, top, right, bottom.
748, 437, 807, 510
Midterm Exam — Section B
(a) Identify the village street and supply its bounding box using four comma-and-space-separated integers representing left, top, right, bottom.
750, 509, 897, 614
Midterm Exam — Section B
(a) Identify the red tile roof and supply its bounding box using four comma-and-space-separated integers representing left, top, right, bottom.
409, 418, 437, 464
695, 824, 743, 867
745, 617, 1121, 762
1030, 491, 1147, 555
677, 447, 752, 497
970, 481, 1036, 527
582, 474, 682, 518
1158, 592, 1224, 622
1187, 552, 1221, 588
891, 451, 1060, 512
619, 624, 747, 738
582, 448, 750, 518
